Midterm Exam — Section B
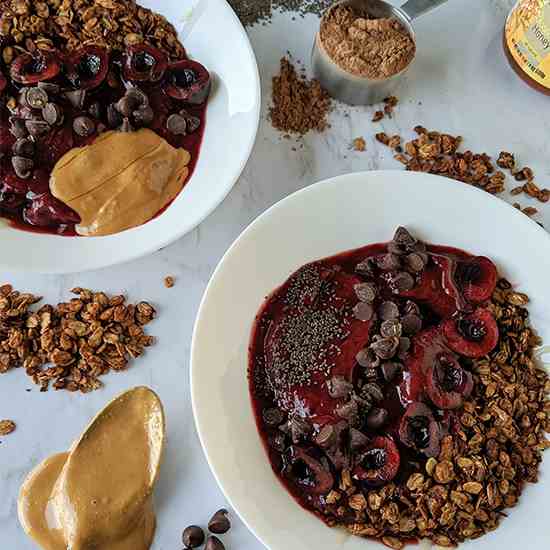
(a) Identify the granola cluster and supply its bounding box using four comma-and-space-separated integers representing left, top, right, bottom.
0, 284, 156, 392
0, 0, 185, 60
325, 280, 549, 549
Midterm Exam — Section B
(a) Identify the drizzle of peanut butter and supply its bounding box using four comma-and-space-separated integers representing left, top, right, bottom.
18, 387, 165, 550
50, 129, 190, 236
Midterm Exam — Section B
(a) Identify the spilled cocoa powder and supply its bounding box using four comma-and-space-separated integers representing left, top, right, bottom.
320, 5, 415, 79
270, 57, 331, 135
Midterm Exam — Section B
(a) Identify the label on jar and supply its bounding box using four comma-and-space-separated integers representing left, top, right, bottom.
506, 0, 550, 88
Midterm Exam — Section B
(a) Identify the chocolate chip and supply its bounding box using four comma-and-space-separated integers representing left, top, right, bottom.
26, 87, 48, 109
12, 156, 33, 178
387, 241, 407, 256
119, 117, 134, 133
205, 536, 225, 550
107, 104, 123, 128
401, 313, 422, 335
390, 271, 415, 293
133, 104, 154, 126
405, 252, 427, 273
356, 348, 380, 368
42, 103, 64, 126
38, 82, 60, 95
379, 300, 399, 320
182, 525, 205, 548
9, 117, 28, 138
73, 116, 95, 137
376, 252, 401, 271
262, 407, 284, 426
349, 428, 370, 451
314, 424, 336, 448
166, 113, 187, 135
25, 119, 50, 137
370, 336, 399, 360
381, 361, 401, 382
393, 226, 416, 246
88, 101, 102, 119
403, 300, 420, 316
354, 282, 377, 303
361, 382, 384, 402
184, 114, 201, 133
380, 319, 402, 338
353, 302, 373, 322
327, 375, 353, 399
63, 89, 86, 110
116, 88, 148, 117
356, 258, 375, 278
269, 433, 287, 452
366, 407, 389, 429
336, 399, 358, 423
12, 137, 35, 157
208, 509, 231, 534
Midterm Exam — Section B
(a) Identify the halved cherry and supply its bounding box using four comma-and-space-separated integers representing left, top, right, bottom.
123, 44, 168, 83
165, 60, 211, 104
454, 256, 497, 304
425, 352, 473, 410
399, 402, 442, 458
10, 51, 61, 85
287, 446, 334, 494
443, 308, 498, 358
352, 436, 400, 486
66, 46, 109, 90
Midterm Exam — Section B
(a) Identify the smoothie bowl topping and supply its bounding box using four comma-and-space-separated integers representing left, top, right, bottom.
0, 1, 210, 236
248, 227, 549, 549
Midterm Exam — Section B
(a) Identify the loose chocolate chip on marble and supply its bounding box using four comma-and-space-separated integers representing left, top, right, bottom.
327, 375, 353, 399
353, 301, 374, 322
42, 103, 64, 126
63, 89, 86, 110
376, 252, 401, 271
25, 119, 50, 137
205, 536, 225, 550
182, 525, 205, 548
38, 82, 61, 95
208, 509, 231, 534
405, 252, 427, 273
119, 117, 134, 133
10, 117, 28, 138
88, 101, 102, 119
349, 428, 370, 451
354, 282, 377, 303
262, 407, 284, 426
379, 300, 399, 320
133, 104, 154, 126
401, 313, 422, 335
12, 156, 34, 178
314, 424, 336, 448
26, 87, 49, 109
107, 104, 123, 128
356, 258, 375, 278
361, 382, 384, 402
380, 319, 402, 338
371, 336, 399, 360
366, 407, 389, 430
12, 137, 35, 157
356, 348, 380, 369
167, 113, 188, 135
73, 116, 95, 137
390, 271, 415, 293
381, 361, 401, 382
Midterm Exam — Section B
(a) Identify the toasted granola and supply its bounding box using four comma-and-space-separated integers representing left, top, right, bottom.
0, 419, 16, 435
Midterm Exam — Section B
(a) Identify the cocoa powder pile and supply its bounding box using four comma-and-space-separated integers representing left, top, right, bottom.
270, 57, 331, 135
320, 5, 416, 79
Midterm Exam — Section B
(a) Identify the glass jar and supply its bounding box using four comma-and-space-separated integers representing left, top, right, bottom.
504, 0, 550, 95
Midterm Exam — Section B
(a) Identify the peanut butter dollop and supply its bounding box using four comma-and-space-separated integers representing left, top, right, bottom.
18, 387, 165, 550
50, 129, 190, 236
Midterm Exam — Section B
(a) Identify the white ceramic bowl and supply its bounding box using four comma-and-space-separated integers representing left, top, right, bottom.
0, 0, 260, 273
191, 171, 550, 550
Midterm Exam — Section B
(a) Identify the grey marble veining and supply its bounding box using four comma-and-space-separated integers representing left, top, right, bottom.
1, 1, 549, 548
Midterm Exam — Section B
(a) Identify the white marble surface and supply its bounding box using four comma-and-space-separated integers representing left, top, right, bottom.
1, 0, 549, 548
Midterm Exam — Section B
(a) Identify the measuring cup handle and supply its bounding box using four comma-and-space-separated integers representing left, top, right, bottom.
400, 0, 448, 20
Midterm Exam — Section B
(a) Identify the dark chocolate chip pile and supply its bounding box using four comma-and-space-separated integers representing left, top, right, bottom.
182, 509, 231, 550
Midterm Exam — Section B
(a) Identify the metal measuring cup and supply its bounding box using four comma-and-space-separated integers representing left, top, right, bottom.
311, 0, 448, 105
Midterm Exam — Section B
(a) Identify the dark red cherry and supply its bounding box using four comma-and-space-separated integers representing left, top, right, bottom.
425, 352, 473, 410
443, 308, 499, 358
352, 436, 400, 486
287, 446, 334, 495
10, 51, 61, 85
23, 193, 80, 227
123, 44, 168, 83
454, 256, 497, 304
399, 402, 442, 458
165, 60, 211, 104
66, 46, 109, 90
